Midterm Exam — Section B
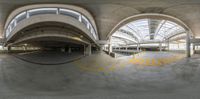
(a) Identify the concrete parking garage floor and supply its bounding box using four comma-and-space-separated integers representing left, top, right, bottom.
12, 51, 84, 65
0, 52, 200, 99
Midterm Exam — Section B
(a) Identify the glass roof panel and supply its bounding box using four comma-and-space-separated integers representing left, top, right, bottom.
111, 18, 186, 45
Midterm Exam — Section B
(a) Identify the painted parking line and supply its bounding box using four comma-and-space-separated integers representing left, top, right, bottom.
129, 54, 185, 66
73, 53, 185, 72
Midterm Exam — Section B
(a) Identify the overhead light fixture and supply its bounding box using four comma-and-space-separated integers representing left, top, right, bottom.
24, 44, 28, 46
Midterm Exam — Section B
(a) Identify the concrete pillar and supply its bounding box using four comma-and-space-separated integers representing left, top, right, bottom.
84, 45, 86, 55
167, 40, 170, 51
23, 46, 26, 51
108, 37, 112, 54
108, 44, 112, 54
193, 44, 195, 54
178, 43, 180, 48
100, 45, 104, 51
186, 32, 191, 57
84, 44, 91, 56
137, 44, 140, 51
68, 47, 71, 53
23, 46, 28, 51
159, 42, 162, 51
7, 46, 11, 52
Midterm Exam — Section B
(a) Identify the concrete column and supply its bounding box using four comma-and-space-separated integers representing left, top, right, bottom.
137, 44, 140, 51
186, 31, 191, 57
108, 44, 112, 54
99, 45, 103, 51
84, 44, 91, 56
159, 42, 162, 51
7, 46, 11, 52
23, 46, 27, 51
178, 43, 179, 48
167, 40, 170, 51
68, 47, 71, 54
193, 44, 195, 54
108, 38, 112, 54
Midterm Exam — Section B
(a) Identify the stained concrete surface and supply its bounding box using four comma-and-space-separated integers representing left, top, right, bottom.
0, 51, 200, 99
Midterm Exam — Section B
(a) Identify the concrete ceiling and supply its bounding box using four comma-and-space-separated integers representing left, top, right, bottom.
1, 0, 200, 40
19, 37, 85, 48
8, 22, 91, 47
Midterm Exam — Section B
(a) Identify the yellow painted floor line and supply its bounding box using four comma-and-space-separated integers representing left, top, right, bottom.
75, 53, 185, 72
129, 54, 185, 67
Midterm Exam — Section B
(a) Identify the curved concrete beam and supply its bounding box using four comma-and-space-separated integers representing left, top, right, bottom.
167, 32, 186, 40
6, 14, 97, 44
112, 35, 137, 43
4, 4, 98, 34
107, 13, 192, 40
12, 33, 90, 46
169, 36, 186, 42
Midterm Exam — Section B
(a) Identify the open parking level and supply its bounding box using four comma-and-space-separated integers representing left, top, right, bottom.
0, 52, 199, 98
1, 1, 200, 98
